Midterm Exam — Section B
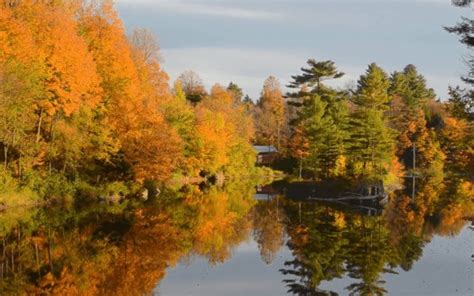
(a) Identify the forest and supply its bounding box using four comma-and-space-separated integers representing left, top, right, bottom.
0, 0, 264, 209
0, 1, 473, 295
0, 0, 472, 210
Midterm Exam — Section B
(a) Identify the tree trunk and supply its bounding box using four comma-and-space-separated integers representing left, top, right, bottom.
47, 243, 52, 272
277, 124, 281, 151
298, 159, 303, 180
47, 229, 53, 273
1, 238, 5, 279
48, 116, 56, 172
11, 249, 14, 274
16, 227, 20, 273
298, 202, 302, 224
34, 242, 40, 277
413, 142, 416, 171
36, 109, 43, 144
3, 144, 8, 170
17, 154, 22, 180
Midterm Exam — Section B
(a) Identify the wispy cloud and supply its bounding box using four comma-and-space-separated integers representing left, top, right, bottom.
161, 47, 309, 99
161, 47, 363, 99
117, 0, 284, 20
161, 47, 457, 100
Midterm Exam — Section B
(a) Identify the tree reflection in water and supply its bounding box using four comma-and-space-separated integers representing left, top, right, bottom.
0, 176, 472, 295
278, 175, 473, 295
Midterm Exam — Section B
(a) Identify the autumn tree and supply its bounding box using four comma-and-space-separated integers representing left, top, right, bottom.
288, 125, 310, 179
0, 0, 265, 206
0, 1, 112, 177
438, 114, 473, 176
78, 1, 182, 182
388, 65, 443, 174
129, 28, 161, 64
255, 76, 287, 150
156, 81, 198, 176
0, 60, 42, 174
177, 70, 207, 105
177, 83, 255, 180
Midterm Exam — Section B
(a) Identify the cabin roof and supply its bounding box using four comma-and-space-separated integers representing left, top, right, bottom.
253, 145, 278, 154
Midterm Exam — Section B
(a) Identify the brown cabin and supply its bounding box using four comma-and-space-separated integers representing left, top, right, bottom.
253, 145, 278, 165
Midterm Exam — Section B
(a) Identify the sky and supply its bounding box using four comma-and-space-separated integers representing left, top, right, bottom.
115, 0, 470, 100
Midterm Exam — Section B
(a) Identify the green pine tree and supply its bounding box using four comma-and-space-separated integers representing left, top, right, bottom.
348, 63, 396, 176
287, 59, 349, 178
389, 64, 435, 109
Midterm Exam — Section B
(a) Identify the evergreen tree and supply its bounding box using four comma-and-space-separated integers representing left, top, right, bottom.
389, 64, 436, 108
287, 59, 349, 178
353, 63, 391, 108
445, 0, 473, 86
445, 1, 474, 124
287, 59, 348, 128
227, 81, 244, 103
288, 59, 344, 93
242, 94, 253, 104
349, 63, 396, 175
300, 95, 343, 178
447, 86, 474, 121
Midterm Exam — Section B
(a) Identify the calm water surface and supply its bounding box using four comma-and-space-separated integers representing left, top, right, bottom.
158, 224, 473, 296
157, 197, 473, 296
0, 178, 472, 295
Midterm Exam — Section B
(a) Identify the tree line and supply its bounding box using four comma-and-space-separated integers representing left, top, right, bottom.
0, 0, 472, 206
250, 60, 472, 182
0, 0, 259, 206
248, 0, 472, 182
